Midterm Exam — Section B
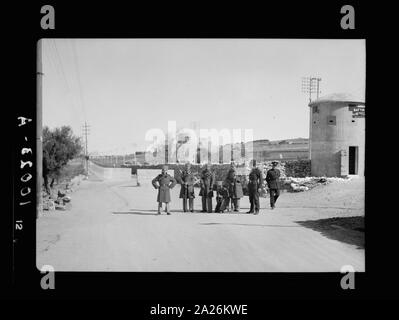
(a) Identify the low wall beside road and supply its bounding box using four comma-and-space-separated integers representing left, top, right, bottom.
89, 161, 133, 181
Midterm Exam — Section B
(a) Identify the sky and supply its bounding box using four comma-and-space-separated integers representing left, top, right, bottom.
42, 39, 365, 155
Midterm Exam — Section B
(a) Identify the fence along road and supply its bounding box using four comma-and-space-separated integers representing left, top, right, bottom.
88, 161, 134, 181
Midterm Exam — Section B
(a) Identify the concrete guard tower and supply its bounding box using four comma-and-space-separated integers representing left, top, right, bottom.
308, 93, 365, 177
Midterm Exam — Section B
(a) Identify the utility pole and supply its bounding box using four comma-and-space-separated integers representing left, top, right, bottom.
37, 40, 43, 218
82, 122, 90, 176
302, 76, 322, 161
316, 78, 321, 99
301, 76, 321, 102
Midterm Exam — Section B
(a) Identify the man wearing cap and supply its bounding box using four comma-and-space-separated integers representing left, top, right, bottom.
266, 161, 281, 209
199, 163, 215, 213
228, 161, 236, 173
226, 162, 236, 211
246, 160, 264, 215
152, 165, 177, 215
179, 162, 195, 212
224, 164, 244, 212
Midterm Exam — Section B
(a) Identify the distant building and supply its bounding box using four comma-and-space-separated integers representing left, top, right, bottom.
216, 138, 309, 164
250, 138, 309, 162
308, 93, 365, 177
135, 151, 147, 165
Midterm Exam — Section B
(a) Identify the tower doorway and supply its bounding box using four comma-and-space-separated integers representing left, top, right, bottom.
349, 146, 358, 175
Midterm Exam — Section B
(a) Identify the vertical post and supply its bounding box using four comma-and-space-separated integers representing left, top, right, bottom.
302, 76, 321, 163
85, 121, 88, 174
308, 77, 314, 162
316, 78, 321, 99
197, 121, 200, 164
311, 77, 315, 161
165, 133, 168, 164
82, 122, 90, 176
208, 140, 212, 164
309, 104, 312, 161
37, 40, 43, 218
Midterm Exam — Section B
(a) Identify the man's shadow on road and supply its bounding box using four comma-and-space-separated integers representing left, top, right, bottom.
117, 185, 140, 188
112, 209, 250, 215
112, 209, 195, 215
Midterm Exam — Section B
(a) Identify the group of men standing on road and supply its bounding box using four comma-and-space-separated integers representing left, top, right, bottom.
151, 160, 280, 215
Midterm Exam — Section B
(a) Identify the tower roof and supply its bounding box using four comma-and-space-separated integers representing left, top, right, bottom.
308, 93, 365, 107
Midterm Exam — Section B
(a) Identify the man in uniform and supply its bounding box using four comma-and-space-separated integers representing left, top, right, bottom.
199, 163, 214, 213
227, 162, 236, 211
152, 165, 177, 215
266, 161, 281, 210
179, 162, 195, 212
229, 161, 236, 173
246, 160, 264, 215
224, 163, 244, 212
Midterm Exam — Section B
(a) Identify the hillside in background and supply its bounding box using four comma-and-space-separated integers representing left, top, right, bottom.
91, 138, 309, 166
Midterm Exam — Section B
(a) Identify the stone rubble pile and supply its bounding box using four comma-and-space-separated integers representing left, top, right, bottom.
244, 160, 350, 193
41, 174, 86, 212
281, 176, 351, 192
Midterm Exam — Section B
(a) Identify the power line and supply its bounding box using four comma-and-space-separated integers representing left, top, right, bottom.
52, 40, 72, 95
49, 40, 65, 82
43, 40, 58, 78
71, 39, 87, 122
51, 39, 84, 125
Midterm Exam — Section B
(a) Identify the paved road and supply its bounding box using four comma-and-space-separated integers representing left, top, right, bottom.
37, 172, 364, 272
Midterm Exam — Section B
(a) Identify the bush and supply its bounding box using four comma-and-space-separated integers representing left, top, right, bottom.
43, 126, 83, 192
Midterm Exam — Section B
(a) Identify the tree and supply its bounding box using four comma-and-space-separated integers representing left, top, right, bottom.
42, 126, 83, 192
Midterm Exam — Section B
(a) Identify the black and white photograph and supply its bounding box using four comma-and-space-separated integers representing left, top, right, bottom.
36, 38, 365, 272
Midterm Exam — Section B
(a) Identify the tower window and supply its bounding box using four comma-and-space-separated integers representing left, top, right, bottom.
327, 115, 336, 125
312, 105, 319, 113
